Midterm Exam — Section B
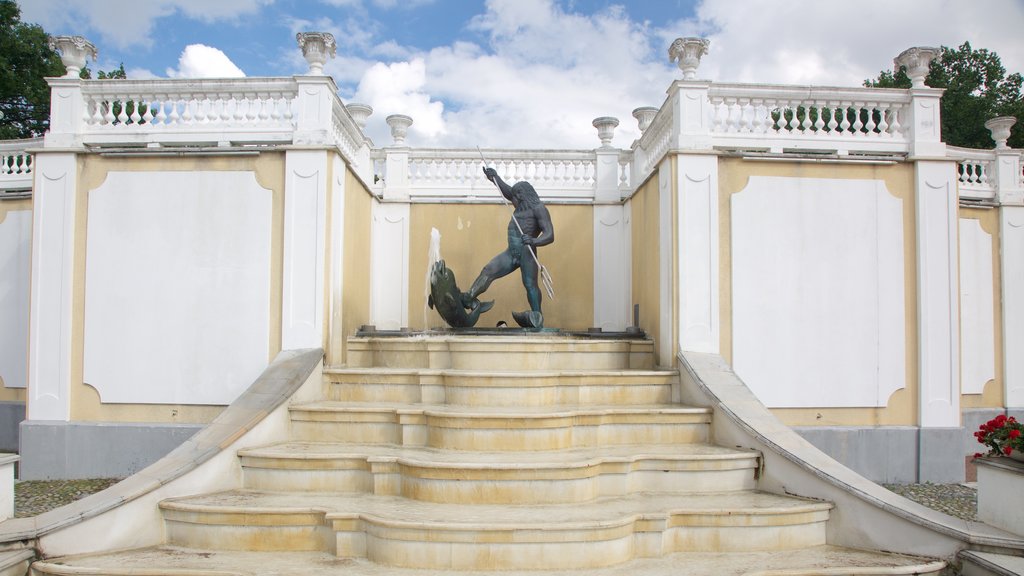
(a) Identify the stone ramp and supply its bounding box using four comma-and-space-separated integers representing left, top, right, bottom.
29, 546, 947, 576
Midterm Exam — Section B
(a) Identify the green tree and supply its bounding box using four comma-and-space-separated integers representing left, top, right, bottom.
866, 41, 1024, 149
0, 0, 64, 139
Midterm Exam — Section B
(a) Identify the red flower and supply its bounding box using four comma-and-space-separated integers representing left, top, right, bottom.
974, 452, 984, 458
1011, 429, 1022, 439
1004, 446, 1014, 456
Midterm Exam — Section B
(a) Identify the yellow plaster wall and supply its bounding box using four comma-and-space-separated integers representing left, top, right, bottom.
718, 158, 919, 427
407, 203, 594, 331
71, 153, 286, 424
340, 169, 373, 363
959, 206, 1004, 409
630, 174, 662, 362
0, 197, 31, 402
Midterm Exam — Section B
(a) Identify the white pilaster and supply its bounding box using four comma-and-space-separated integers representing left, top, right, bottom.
27, 153, 78, 421
958, 218, 995, 396
593, 204, 629, 330
668, 81, 713, 151
915, 160, 960, 427
658, 160, 673, 365
282, 150, 328, 350
1002, 205, 1024, 407
293, 76, 337, 146
907, 88, 946, 158
43, 78, 84, 149
370, 202, 410, 330
677, 154, 719, 354
328, 155, 348, 365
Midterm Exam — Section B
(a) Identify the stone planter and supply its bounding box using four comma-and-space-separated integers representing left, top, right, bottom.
976, 456, 1024, 535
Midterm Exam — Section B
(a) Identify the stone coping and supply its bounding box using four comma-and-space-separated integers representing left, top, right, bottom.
678, 351, 1024, 555
974, 455, 1024, 474
0, 348, 324, 543
0, 454, 19, 467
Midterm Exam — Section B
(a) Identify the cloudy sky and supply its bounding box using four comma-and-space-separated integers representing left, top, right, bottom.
18, 0, 1024, 148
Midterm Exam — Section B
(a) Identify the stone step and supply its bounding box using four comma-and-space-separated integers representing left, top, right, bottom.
323, 368, 677, 406
288, 402, 711, 450
346, 335, 655, 371
238, 443, 759, 502
28, 545, 948, 575
960, 550, 1024, 576
159, 491, 832, 570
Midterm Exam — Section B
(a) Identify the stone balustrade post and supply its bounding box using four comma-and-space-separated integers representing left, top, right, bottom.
293, 75, 337, 146
896, 47, 946, 158
986, 117, 1022, 205
382, 115, 413, 201
593, 117, 621, 203
44, 36, 96, 149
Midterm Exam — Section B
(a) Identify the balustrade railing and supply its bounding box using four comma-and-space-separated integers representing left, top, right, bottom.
372, 148, 621, 202
0, 138, 40, 192
79, 78, 299, 145
707, 84, 911, 153
952, 147, 996, 199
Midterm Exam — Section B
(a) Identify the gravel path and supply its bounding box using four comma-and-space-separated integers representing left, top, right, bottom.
14, 478, 978, 521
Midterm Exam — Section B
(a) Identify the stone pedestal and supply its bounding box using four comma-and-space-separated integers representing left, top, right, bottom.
976, 456, 1024, 535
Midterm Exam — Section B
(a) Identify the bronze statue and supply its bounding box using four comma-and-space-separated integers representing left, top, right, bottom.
461, 167, 554, 329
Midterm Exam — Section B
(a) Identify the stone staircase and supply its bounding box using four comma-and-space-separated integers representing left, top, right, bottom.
30, 335, 945, 575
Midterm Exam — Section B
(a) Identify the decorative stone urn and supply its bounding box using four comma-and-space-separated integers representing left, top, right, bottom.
48, 35, 97, 78
985, 116, 1017, 150
592, 116, 619, 147
894, 46, 939, 89
296, 32, 337, 75
386, 114, 414, 145
632, 107, 659, 132
669, 37, 710, 80
346, 103, 373, 130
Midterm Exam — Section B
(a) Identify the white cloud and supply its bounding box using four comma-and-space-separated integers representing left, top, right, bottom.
166, 45, 246, 78
666, 0, 1024, 87
17, 0, 272, 49
353, 59, 446, 143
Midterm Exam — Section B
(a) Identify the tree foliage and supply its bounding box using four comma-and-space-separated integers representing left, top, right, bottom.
866, 41, 1024, 149
0, 0, 64, 139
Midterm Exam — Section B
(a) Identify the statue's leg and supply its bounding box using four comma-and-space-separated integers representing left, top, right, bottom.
464, 250, 517, 306
521, 250, 542, 312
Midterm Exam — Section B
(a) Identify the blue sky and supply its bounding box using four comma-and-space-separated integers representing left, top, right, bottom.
18, 0, 1024, 148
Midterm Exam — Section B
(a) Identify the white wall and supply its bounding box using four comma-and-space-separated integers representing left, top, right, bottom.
732, 176, 905, 408
959, 218, 995, 396
83, 171, 272, 405
0, 208, 31, 390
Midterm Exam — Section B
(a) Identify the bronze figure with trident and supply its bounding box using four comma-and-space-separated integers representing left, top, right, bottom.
462, 150, 555, 329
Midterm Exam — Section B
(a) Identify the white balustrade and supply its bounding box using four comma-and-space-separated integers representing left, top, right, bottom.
0, 138, 40, 191
365, 149, 610, 202
79, 78, 299, 145
952, 147, 998, 201
707, 85, 910, 151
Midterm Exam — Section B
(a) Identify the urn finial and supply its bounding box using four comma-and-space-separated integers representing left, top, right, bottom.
592, 116, 620, 147
296, 32, 337, 75
346, 103, 373, 130
48, 35, 98, 78
386, 114, 413, 145
669, 37, 710, 80
985, 116, 1017, 150
894, 46, 939, 89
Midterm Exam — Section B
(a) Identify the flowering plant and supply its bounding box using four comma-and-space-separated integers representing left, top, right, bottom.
974, 414, 1024, 457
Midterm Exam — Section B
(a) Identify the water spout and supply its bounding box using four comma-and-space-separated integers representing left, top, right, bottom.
424, 227, 442, 328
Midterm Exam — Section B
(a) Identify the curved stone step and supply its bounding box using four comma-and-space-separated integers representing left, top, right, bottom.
346, 336, 655, 371
324, 368, 677, 406
27, 545, 949, 576
289, 402, 711, 450
238, 442, 759, 502
159, 491, 832, 569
